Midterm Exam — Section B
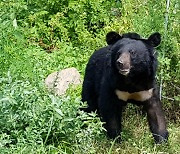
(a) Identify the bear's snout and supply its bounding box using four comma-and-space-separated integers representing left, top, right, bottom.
116, 52, 131, 75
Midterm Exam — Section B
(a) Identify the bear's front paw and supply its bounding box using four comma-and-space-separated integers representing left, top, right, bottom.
154, 131, 169, 144
107, 129, 121, 142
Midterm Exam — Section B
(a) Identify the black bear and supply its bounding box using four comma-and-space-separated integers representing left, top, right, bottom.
81, 31, 168, 144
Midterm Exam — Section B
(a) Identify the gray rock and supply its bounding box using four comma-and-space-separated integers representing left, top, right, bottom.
45, 67, 81, 95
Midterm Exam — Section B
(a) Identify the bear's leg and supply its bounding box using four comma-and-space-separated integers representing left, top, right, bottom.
104, 107, 122, 141
81, 77, 99, 113
81, 96, 98, 113
144, 96, 168, 144
99, 90, 122, 140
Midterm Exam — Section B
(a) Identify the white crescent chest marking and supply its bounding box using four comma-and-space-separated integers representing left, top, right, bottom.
115, 88, 153, 102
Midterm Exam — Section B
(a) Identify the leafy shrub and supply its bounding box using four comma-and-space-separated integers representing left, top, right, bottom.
0, 73, 104, 153
24, 0, 120, 50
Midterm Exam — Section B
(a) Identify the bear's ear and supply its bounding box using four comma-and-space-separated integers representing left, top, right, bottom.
106, 31, 122, 45
147, 32, 161, 47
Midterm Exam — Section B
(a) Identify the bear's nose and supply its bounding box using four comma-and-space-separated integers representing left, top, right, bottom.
117, 59, 131, 70
117, 60, 124, 69
117, 52, 131, 70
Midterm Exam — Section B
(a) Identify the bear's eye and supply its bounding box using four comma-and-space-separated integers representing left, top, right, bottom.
129, 50, 136, 57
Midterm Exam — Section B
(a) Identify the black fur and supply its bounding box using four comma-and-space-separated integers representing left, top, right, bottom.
81, 31, 168, 143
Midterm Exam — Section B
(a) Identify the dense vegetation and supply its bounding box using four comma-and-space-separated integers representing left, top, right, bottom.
0, 0, 179, 153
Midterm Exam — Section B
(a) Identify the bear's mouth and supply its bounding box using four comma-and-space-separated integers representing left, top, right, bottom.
119, 69, 130, 76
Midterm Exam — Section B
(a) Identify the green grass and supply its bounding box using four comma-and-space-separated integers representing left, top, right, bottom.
0, 0, 179, 153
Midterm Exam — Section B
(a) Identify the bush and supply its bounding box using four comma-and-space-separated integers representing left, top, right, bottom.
0, 73, 104, 153
24, 0, 120, 50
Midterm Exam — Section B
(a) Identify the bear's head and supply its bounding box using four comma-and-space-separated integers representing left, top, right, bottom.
106, 31, 161, 76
